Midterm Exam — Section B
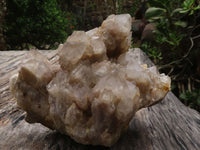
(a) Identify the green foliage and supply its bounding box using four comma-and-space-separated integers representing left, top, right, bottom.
180, 89, 200, 111
87, 1, 96, 11
144, 0, 200, 58
128, 0, 141, 16
116, 0, 141, 16
141, 42, 162, 63
3, 0, 76, 50
154, 28, 185, 50
180, 0, 200, 15
145, 1, 188, 51
148, 0, 183, 10
146, 0, 199, 27
65, 12, 77, 33
145, 7, 166, 20
143, 0, 200, 111
116, 0, 124, 14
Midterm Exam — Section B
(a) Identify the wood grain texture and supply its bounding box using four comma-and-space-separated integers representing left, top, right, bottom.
0, 49, 200, 150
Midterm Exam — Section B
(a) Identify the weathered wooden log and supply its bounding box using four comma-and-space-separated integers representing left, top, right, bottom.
0, 49, 200, 150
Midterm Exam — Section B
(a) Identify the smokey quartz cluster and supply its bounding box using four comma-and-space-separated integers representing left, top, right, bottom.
10, 14, 171, 146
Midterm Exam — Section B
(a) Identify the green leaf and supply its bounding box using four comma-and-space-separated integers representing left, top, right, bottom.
180, 93, 188, 100
166, 40, 175, 45
194, 5, 200, 10
145, 7, 166, 20
171, 8, 183, 16
179, 9, 190, 14
189, 10, 194, 15
174, 21, 187, 27
182, 0, 194, 8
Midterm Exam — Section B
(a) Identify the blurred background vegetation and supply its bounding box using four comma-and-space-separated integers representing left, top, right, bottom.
0, 0, 200, 111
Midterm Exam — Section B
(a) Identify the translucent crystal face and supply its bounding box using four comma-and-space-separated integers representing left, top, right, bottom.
10, 14, 170, 147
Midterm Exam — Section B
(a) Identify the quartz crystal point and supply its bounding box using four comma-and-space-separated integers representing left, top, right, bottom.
10, 14, 171, 147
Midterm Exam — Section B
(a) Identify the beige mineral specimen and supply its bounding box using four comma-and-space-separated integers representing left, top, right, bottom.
10, 14, 171, 147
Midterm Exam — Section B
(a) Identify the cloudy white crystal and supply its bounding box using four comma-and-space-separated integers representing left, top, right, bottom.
10, 14, 170, 147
